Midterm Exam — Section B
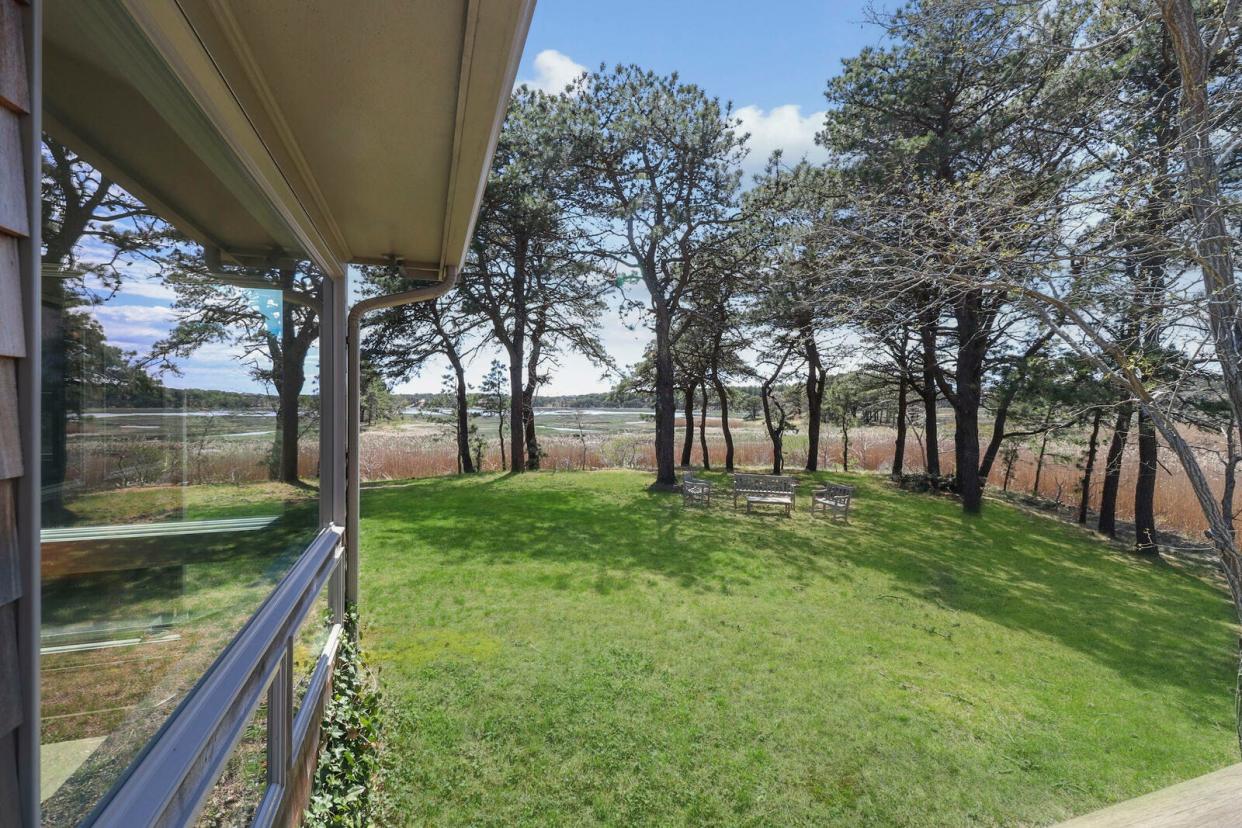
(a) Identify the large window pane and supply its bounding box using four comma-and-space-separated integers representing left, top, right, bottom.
38, 138, 322, 826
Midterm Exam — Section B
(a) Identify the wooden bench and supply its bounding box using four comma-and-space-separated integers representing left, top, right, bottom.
812, 484, 854, 522
733, 473, 797, 516
682, 473, 713, 507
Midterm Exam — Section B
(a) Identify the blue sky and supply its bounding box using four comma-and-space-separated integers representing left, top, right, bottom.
520, 1, 884, 116
87, 1, 888, 398
495, 0, 889, 396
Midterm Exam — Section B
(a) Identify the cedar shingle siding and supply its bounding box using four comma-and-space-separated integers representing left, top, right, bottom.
0, 0, 30, 825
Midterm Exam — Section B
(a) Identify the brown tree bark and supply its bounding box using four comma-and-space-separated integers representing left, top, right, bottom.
1134, 409, 1159, 555
979, 329, 1058, 481
698, 380, 710, 470
43, 153, 113, 518
1029, 407, 1058, 499
447, 350, 476, 474
760, 350, 791, 476
1157, 9, 1242, 695
940, 292, 990, 513
506, 238, 529, 473
273, 270, 318, 485
892, 377, 908, 480
681, 384, 696, 467
1098, 403, 1133, 538
279, 295, 298, 482
523, 327, 542, 471
521, 386, 538, 471
1078, 408, 1102, 525
918, 320, 941, 476
1224, 423, 1238, 538
467, 239, 529, 473
713, 371, 735, 471
498, 416, 507, 472
803, 325, 826, 472
652, 299, 678, 486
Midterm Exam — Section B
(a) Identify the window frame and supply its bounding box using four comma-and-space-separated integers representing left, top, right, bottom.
21, 1, 356, 819
74, 270, 349, 828
86, 527, 345, 828
27, 239, 349, 826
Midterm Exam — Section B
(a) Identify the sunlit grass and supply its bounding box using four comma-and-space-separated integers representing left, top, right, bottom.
64, 480, 317, 525
359, 470, 1237, 826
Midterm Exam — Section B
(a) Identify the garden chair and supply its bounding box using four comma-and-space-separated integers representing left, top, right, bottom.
811, 483, 854, 522
682, 473, 713, 507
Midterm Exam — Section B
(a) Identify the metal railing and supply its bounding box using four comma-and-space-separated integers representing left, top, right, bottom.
86, 525, 346, 828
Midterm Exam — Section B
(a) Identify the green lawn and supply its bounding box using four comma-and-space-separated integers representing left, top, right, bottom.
358, 470, 1238, 826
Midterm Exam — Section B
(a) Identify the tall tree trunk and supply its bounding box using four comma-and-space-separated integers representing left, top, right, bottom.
1078, 408, 1102, 525
524, 321, 544, 470
892, 378, 908, 479
277, 357, 303, 483
761, 367, 786, 476
1128, 25, 1174, 556
1160, 1, 1242, 751
506, 238, 529, 473
980, 383, 1019, 482
840, 421, 851, 473
1098, 403, 1133, 538
652, 301, 678, 486
522, 386, 539, 471
918, 321, 941, 476
1134, 409, 1159, 555
508, 351, 525, 474
698, 380, 710, 470
498, 414, 507, 472
42, 153, 115, 520
449, 353, 475, 474
803, 326, 825, 472
43, 283, 69, 521
274, 282, 312, 485
980, 331, 1057, 481
1224, 423, 1238, 538
681, 384, 695, 467
950, 295, 988, 514
955, 401, 983, 512
713, 371, 735, 471
1032, 428, 1050, 498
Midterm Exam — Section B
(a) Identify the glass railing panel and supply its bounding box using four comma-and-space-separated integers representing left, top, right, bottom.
38, 136, 323, 826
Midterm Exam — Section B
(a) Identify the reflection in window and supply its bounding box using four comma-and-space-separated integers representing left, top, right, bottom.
39, 137, 322, 825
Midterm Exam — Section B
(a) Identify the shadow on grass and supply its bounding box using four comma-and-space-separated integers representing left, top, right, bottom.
361, 470, 1236, 704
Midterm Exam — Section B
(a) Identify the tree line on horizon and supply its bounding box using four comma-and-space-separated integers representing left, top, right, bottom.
366, 0, 1239, 537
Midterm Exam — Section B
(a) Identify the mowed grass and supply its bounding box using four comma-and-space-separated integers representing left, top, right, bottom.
358, 470, 1238, 826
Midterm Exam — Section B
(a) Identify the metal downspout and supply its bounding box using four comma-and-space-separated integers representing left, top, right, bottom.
345, 265, 459, 604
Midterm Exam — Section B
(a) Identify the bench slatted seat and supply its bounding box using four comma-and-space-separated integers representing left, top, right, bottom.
812, 484, 854, 522
733, 473, 797, 516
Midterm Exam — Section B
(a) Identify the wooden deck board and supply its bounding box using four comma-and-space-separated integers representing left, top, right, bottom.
1057, 763, 1242, 827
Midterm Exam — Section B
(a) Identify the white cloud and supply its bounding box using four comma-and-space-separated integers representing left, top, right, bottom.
90, 304, 175, 323
734, 104, 830, 179
80, 270, 178, 302
519, 49, 587, 95
119, 279, 178, 301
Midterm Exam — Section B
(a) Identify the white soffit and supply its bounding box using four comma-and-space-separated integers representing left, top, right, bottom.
42, 0, 534, 279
